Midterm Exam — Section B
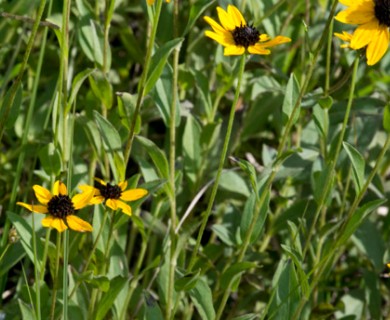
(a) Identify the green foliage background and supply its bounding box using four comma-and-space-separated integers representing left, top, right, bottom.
1, 0, 390, 319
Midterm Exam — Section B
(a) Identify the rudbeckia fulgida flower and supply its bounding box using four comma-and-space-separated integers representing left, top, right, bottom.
335, 0, 390, 65
17, 181, 94, 233
204, 5, 291, 56
81, 178, 148, 216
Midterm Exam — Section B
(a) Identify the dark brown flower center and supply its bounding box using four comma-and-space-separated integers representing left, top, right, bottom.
232, 23, 260, 48
97, 183, 122, 200
47, 195, 75, 218
375, 0, 390, 26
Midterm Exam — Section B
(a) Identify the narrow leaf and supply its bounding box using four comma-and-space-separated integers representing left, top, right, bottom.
343, 142, 365, 193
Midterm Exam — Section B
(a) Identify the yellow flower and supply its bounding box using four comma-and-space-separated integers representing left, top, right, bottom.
204, 5, 291, 56
147, 0, 170, 5
335, 0, 390, 65
81, 178, 148, 216
334, 31, 353, 48
17, 181, 94, 233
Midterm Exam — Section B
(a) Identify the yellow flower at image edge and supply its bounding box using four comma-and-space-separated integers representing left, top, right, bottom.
204, 5, 291, 56
335, 0, 390, 65
82, 178, 148, 216
17, 181, 94, 233
147, 0, 170, 5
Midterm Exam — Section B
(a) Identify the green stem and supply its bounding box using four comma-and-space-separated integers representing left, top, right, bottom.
214, 2, 339, 316
31, 213, 41, 320
302, 57, 359, 260
188, 54, 246, 271
123, 0, 163, 164
0, 0, 47, 142
69, 209, 108, 299
50, 232, 62, 320
166, 0, 180, 317
63, 230, 69, 320
294, 132, 390, 317
0, 0, 48, 253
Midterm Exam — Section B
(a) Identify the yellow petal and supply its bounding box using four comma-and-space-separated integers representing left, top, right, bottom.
118, 181, 128, 191
146, 0, 154, 4
334, 31, 353, 42
259, 36, 292, 48
335, 2, 375, 25
72, 187, 95, 210
42, 216, 67, 232
53, 181, 67, 196
204, 16, 227, 35
248, 46, 271, 55
17, 202, 48, 214
227, 5, 246, 27
205, 30, 235, 47
32, 185, 52, 205
106, 198, 118, 211
339, 0, 365, 6
259, 34, 270, 42
116, 200, 132, 216
224, 45, 245, 55
66, 215, 93, 232
120, 188, 148, 201
94, 177, 107, 186
366, 25, 389, 65
79, 185, 100, 196
216, 6, 236, 31
350, 19, 378, 49
90, 195, 105, 204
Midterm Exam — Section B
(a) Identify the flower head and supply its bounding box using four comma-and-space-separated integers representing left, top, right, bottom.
335, 0, 390, 65
17, 181, 94, 233
204, 5, 291, 56
82, 178, 148, 216
147, 0, 170, 5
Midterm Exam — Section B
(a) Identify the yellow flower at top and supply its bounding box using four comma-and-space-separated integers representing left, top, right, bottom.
204, 5, 291, 56
81, 178, 148, 216
147, 0, 170, 5
335, 0, 390, 65
17, 181, 94, 233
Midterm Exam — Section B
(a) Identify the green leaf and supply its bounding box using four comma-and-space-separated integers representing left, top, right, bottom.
270, 259, 300, 319
0, 242, 26, 277
182, 115, 201, 189
89, 70, 113, 110
93, 111, 125, 182
313, 104, 329, 138
338, 199, 386, 246
1, 84, 22, 129
67, 68, 96, 111
312, 162, 334, 205
234, 158, 258, 192
151, 65, 181, 127
175, 269, 201, 292
318, 95, 333, 110
38, 143, 62, 176
343, 142, 365, 193
219, 171, 250, 197
95, 276, 128, 320
144, 38, 184, 95
188, 277, 215, 320
282, 73, 300, 125
383, 104, 390, 133
220, 262, 257, 291
143, 294, 164, 320
117, 92, 141, 132
135, 136, 169, 184
183, 0, 216, 35
7, 212, 44, 268
240, 189, 270, 244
